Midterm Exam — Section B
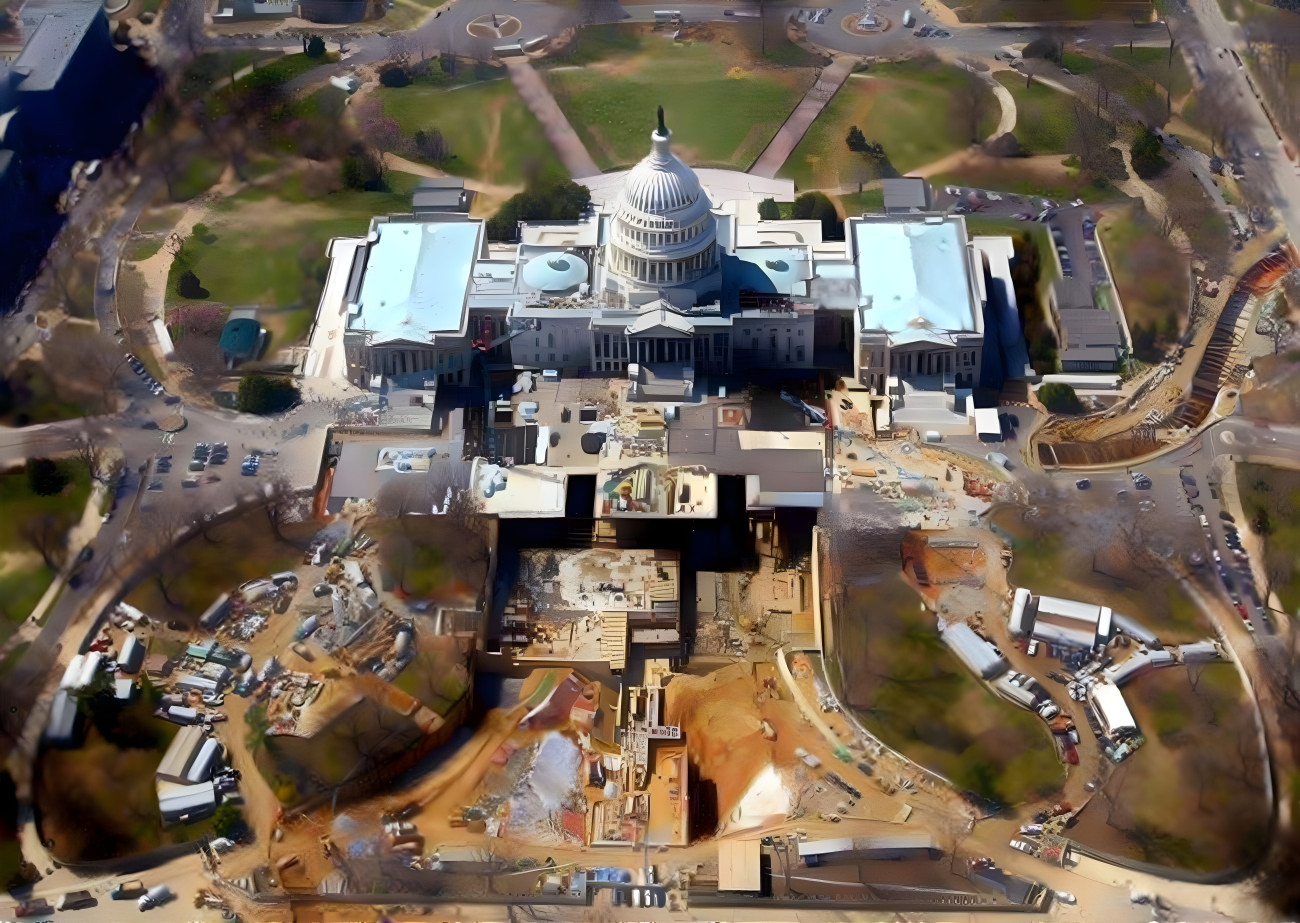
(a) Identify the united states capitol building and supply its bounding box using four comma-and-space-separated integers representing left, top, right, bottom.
309, 108, 1026, 423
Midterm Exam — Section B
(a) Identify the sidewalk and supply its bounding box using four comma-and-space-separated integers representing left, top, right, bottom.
505, 58, 601, 179
748, 56, 856, 179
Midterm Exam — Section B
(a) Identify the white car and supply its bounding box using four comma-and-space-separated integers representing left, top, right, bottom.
1009, 838, 1036, 854
1055, 890, 1076, 904
985, 192, 1003, 201
1026, 640, 1039, 656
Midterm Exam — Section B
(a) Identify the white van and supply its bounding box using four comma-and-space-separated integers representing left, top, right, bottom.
137, 884, 172, 910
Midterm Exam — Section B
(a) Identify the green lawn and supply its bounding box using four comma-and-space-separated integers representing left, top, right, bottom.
177, 50, 258, 101
781, 63, 996, 190
378, 79, 565, 187
995, 71, 1078, 155
127, 236, 166, 262
834, 187, 885, 216
168, 153, 225, 203
546, 26, 816, 170
165, 178, 416, 347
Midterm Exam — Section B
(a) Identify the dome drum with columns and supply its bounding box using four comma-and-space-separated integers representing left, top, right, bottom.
605, 107, 720, 291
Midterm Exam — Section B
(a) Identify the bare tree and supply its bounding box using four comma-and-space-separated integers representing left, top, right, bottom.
68, 431, 114, 486
41, 225, 96, 317
21, 514, 68, 571
41, 327, 127, 415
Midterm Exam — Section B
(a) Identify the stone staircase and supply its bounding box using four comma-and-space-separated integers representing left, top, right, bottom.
599, 611, 628, 671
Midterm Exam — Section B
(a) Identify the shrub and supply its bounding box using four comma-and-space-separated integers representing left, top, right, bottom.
791, 191, 843, 240
1130, 126, 1168, 179
305, 35, 326, 58
177, 269, 206, 299
211, 802, 246, 839
379, 66, 410, 88
1037, 382, 1084, 414
846, 125, 867, 152
26, 457, 69, 496
236, 374, 301, 415
757, 197, 780, 221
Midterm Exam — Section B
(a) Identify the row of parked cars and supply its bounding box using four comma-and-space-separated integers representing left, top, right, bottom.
125, 353, 165, 397
12, 882, 171, 916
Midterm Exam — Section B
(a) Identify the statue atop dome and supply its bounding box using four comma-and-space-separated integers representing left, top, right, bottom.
657, 105, 667, 137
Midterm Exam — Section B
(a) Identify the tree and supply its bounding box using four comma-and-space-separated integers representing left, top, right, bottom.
305, 35, 326, 58
210, 802, 245, 839
791, 191, 842, 240
485, 178, 593, 240
1130, 125, 1168, 178
1257, 294, 1294, 354
41, 327, 127, 415
177, 269, 207, 299
21, 513, 67, 571
69, 432, 113, 486
236, 374, 300, 415
380, 66, 410, 88
1037, 382, 1084, 414
26, 457, 69, 496
845, 125, 867, 152
412, 127, 447, 163
757, 197, 781, 221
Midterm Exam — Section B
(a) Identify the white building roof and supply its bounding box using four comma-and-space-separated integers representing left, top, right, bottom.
852, 216, 981, 345
1036, 595, 1105, 624
1090, 682, 1137, 736
351, 220, 481, 344
942, 622, 1007, 679
731, 246, 812, 296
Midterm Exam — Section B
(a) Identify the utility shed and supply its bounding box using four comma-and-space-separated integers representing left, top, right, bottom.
717, 839, 761, 892
1089, 682, 1137, 738
118, 634, 144, 674
941, 622, 1008, 679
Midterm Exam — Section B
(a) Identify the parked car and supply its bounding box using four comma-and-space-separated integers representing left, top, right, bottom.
12, 898, 54, 916
56, 890, 96, 911
137, 885, 172, 910
111, 880, 146, 900
312, 583, 333, 598
1075, 478, 1090, 489
1019, 824, 1043, 836
1026, 639, 1039, 656
1009, 838, 1036, 854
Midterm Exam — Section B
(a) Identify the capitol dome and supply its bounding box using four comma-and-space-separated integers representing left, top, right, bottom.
606, 107, 719, 290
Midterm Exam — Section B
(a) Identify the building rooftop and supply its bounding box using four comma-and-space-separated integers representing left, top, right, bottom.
12, 1, 100, 94
350, 220, 481, 344
852, 216, 980, 344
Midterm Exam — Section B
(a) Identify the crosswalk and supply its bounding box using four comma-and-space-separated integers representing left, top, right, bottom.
160, 431, 175, 445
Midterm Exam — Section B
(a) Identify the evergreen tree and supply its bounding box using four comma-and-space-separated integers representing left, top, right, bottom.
757, 197, 781, 221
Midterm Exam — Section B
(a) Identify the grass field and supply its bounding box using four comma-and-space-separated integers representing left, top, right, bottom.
545, 24, 816, 171
995, 71, 1078, 155
124, 509, 306, 622
834, 187, 886, 216
781, 61, 997, 191
164, 173, 421, 348
177, 50, 260, 101
1237, 463, 1300, 612
1097, 204, 1190, 335
836, 571, 1063, 806
1072, 664, 1269, 872
378, 79, 565, 187
0, 463, 91, 640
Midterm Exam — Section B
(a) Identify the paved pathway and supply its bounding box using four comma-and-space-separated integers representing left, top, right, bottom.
748, 56, 856, 180
505, 58, 601, 180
